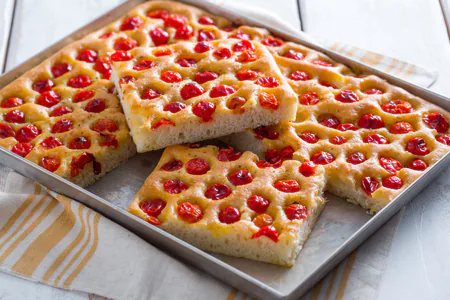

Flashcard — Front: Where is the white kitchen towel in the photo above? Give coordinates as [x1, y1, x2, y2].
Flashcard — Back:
[0, 1, 439, 300]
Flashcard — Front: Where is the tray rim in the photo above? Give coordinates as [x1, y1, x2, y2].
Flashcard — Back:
[1, 0, 450, 299]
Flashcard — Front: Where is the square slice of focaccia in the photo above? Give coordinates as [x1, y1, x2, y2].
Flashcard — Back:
[128, 144, 325, 266]
[111, 39, 298, 153]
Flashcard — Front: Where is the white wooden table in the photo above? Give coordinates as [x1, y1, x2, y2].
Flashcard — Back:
[1, 0, 450, 299]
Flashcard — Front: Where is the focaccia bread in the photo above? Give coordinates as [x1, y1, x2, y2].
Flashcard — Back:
[1, 0, 450, 270]
[111, 39, 297, 152]
[109, 1, 447, 212]
[129, 144, 325, 266]
[222, 42, 450, 213]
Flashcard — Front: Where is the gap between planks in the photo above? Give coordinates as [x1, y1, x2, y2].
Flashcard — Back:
[0, 0, 16, 190]
[439, 0, 450, 39]
[2, 0, 17, 73]
[1, 0, 16, 73]
[296, 0, 304, 31]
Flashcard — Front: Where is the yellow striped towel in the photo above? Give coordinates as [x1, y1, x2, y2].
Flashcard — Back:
[0, 172, 231, 300]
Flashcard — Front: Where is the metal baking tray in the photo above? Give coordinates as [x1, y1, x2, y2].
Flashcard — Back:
[1, 1, 450, 299]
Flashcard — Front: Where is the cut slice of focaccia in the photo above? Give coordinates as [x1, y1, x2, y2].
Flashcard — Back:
[110, 39, 298, 152]
[128, 144, 325, 266]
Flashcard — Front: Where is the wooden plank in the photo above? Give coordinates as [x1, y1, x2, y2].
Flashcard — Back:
[440, 0, 450, 37]
[299, 0, 450, 97]
[0, 0, 15, 73]
[300, 0, 450, 298]
[0, 0, 15, 191]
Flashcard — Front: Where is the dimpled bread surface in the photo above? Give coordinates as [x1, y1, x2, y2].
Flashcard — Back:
[129, 145, 325, 266]
[0, 37, 137, 187]
[111, 39, 297, 152]
[223, 41, 450, 213]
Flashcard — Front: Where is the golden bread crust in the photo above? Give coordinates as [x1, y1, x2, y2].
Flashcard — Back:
[129, 145, 325, 266]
